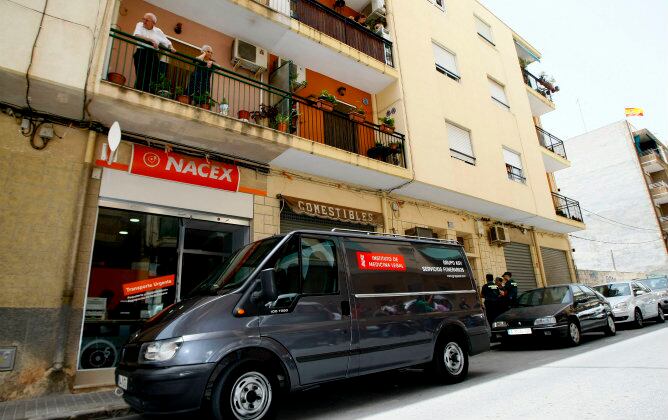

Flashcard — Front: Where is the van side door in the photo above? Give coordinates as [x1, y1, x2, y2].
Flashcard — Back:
[259, 235, 353, 385]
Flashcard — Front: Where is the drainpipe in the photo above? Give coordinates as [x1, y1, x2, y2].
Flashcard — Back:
[380, 192, 391, 233]
[530, 229, 547, 288]
[52, 130, 97, 370]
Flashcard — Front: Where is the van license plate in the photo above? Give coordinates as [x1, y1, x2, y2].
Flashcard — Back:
[118, 375, 128, 390]
[508, 328, 532, 335]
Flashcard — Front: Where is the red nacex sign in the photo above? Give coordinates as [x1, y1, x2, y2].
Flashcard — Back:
[356, 252, 407, 271]
[130, 144, 240, 192]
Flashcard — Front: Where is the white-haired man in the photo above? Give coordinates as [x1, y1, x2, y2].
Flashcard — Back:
[132, 13, 176, 92]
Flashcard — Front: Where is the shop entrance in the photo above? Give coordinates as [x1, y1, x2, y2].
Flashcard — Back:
[78, 207, 248, 372]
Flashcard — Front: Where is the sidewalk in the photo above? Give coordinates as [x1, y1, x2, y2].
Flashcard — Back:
[0, 390, 130, 420]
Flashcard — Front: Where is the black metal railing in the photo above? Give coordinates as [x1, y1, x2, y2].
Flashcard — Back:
[290, 0, 394, 66]
[523, 70, 553, 102]
[104, 30, 406, 167]
[506, 164, 526, 183]
[536, 126, 567, 159]
[552, 192, 583, 222]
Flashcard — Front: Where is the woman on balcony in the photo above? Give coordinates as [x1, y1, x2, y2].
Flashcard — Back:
[188, 45, 215, 106]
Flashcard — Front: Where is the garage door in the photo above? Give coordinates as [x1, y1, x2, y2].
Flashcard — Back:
[280, 208, 375, 234]
[503, 242, 538, 293]
[540, 247, 572, 286]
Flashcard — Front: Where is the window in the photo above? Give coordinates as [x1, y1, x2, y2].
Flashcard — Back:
[475, 16, 494, 45]
[427, 0, 445, 11]
[503, 148, 526, 183]
[446, 122, 475, 164]
[572, 285, 586, 303]
[432, 42, 459, 80]
[488, 78, 509, 108]
[581, 286, 597, 299]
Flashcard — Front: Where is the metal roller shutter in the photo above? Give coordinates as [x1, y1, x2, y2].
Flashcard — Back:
[503, 242, 538, 293]
[540, 247, 572, 286]
[280, 208, 375, 234]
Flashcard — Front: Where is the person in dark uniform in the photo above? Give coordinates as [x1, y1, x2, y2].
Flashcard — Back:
[481, 273, 500, 325]
[502, 271, 519, 307]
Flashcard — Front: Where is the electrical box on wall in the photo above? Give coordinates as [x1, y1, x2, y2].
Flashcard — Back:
[405, 226, 436, 238]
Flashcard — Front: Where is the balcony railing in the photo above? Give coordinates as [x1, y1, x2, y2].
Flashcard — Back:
[288, 0, 393, 66]
[650, 181, 668, 191]
[104, 30, 406, 167]
[536, 126, 567, 159]
[506, 164, 526, 183]
[523, 70, 554, 102]
[552, 192, 583, 222]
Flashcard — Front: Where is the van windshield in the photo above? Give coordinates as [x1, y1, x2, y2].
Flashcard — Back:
[188, 237, 281, 296]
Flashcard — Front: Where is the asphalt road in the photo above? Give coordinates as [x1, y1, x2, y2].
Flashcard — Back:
[116, 322, 668, 420]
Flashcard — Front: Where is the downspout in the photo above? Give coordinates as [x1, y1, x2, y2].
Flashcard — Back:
[52, 130, 97, 370]
[530, 229, 547, 287]
[380, 192, 391, 233]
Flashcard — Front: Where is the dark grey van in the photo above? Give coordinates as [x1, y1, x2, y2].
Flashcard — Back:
[115, 230, 490, 419]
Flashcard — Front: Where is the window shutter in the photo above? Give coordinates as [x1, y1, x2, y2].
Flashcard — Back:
[488, 78, 509, 106]
[475, 16, 493, 42]
[503, 148, 522, 169]
[447, 123, 474, 158]
[432, 43, 458, 77]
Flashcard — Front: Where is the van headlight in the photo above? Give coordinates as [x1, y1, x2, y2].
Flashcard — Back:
[492, 321, 508, 328]
[534, 316, 557, 326]
[140, 337, 183, 362]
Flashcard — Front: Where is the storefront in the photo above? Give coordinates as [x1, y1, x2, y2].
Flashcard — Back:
[279, 195, 382, 233]
[76, 141, 264, 385]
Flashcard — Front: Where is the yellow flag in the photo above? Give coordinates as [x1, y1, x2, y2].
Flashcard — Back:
[625, 107, 644, 117]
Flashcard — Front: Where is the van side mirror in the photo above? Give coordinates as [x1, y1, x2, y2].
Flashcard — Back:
[255, 268, 277, 302]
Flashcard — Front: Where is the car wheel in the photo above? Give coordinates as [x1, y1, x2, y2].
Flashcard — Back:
[565, 320, 581, 346]
[431, 337, 469, 384]
[633, 308, 644, 329]
[211, 361, 277, 420]
[656, 306, 665, 324]
[603, 315, 616, 336]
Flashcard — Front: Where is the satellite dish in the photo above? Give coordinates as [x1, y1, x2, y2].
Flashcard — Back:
[108, 121, 121, 152]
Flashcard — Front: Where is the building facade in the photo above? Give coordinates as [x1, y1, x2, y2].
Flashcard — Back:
[556, 121, 668, 275]
[0, 0, 582, 398]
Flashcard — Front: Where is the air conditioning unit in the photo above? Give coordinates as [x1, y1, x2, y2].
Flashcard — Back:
[278, 58, 306, 91]
[363, 0, 386, 17]
[232, 39, 268, 75]
[405, 227, 435, 238]
[490, 226, 510, 245]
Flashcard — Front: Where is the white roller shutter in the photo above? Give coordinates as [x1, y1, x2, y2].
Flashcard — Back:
[475, 16, 493, 43]
[432, 43, 459, 78]
[489, 78, 509, 107]
[447, 123, 474, 163]
[503, 148, 522, 169]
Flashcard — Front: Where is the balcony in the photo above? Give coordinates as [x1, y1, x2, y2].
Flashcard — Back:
[523, 70, 556, 116]
[95, 30, 406, 180]
[552, 192, 583, 223]
[535, 126, 569, 172]
[650, 181, 668, 205]
[144, 0, 398, 93]
[639, 149, 668, 173]
[660, 216, 668, 232]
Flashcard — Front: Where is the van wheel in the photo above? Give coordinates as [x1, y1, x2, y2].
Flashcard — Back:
[431, 337, 468, 384]
[211, 361, 276, 420]
[656, 306, 665, 323]
[603, 315, 616, 336]
[633, 308, 644, 329]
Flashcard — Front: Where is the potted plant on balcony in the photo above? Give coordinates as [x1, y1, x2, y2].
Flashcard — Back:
[317, 89, 337, 112]
[275, 110, 299, 133]
[238, 109, 251, 121]
[150, 74, 172, 98]
[107, 72, 126, 86]
[379, 115, 395, 134]
[251, 104, 279, 127]
[193, 91, 216, 110]
[218, 98, 229, 116]
[538, 72, 559, 93]
[367, 141, 392, 161]
[348, 106, 366, 123]
[174, 86, 190, 104]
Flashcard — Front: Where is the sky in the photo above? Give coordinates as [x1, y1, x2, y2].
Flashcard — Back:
[480, 0, 668, 142]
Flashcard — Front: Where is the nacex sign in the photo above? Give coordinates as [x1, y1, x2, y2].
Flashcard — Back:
[130, 144, 240, 192]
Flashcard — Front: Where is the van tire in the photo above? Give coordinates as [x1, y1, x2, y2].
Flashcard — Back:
[211, 360, 277, 420]
[430, 336, 468, 384]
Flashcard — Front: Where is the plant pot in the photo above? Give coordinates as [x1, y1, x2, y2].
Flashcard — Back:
[349, 112, 365, 123]
[176, 95, 190, 104]
[200, 103, 211, 111]
[219, 103, 229, 116]
[317, 99, 335, 112]
[107, 72, 126, 85]
[380, 124, 395, 134]
[389, 142, 401, 151]
[157, 90, 172, 99]
[277, 122, 288, 132]
[238, 110, 251, 121]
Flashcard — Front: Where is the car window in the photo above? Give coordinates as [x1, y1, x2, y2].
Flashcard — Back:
[518, 286, 571, 306]
[631, 283, 642, 295]
[581, 285, 597, 299]
[639, 278, 667, 290]
[593, 283, 631, 297]
[572, 285, 586, 302]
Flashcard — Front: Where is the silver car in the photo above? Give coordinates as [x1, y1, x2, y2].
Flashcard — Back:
[592, 281, 665, 328]
[638, 277, 668, 313]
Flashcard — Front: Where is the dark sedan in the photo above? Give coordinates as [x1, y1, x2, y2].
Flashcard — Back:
[491, 284, 616, 346]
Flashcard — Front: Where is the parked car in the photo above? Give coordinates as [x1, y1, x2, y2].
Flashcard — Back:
[592, 281, 664, 328]
[491, 284, 615, 347]
[115, 230, 490, 418]
[637, 277, 668, 313]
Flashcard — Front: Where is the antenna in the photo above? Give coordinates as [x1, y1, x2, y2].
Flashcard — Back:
[107, 121, 121, 165]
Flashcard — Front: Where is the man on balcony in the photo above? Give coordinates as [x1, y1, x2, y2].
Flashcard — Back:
[132, 13, 176, 93]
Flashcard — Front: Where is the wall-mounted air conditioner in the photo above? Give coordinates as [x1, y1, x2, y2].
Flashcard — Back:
[278, 58, 306, 91]
[232, 39, 268, 75]
[490, 226, 510, 245]
[405, 227, 436, 238]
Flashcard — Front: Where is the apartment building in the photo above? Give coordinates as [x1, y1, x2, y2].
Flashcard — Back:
[0, 0, 582, 396]
[556, 121, 668, 274]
